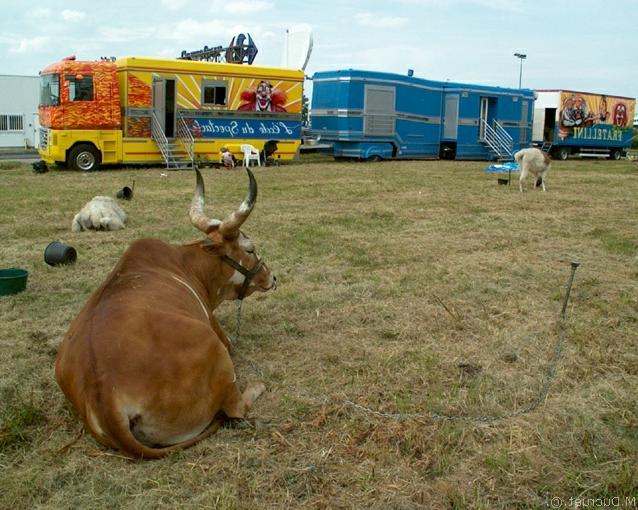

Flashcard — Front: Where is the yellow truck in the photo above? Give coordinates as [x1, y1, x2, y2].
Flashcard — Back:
[38, 55, 304, 171]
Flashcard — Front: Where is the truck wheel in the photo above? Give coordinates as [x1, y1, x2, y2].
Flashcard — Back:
[609, 149, 622, 160]
[69, 144, 101, 172]
[556, 147, 569, 160]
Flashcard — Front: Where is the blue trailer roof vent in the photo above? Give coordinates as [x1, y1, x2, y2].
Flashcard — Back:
[407, 69, 414, 77]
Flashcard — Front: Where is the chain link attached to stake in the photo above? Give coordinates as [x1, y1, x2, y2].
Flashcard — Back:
[230, 299, 265, 378]
[232, 299, 243, 345]
[341, 261, 581, 424]
[231, 262, 581, 425]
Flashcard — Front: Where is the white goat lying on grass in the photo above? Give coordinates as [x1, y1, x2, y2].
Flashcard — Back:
[514, 147, 551, 192]
[71, 196, 127, 232]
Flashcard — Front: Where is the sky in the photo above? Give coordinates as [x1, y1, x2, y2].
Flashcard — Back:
[1, 0, 637, 104]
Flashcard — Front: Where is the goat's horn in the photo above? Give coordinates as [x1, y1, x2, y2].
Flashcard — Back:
[219, 167, 257, 238]
[189, 167, 220, 234]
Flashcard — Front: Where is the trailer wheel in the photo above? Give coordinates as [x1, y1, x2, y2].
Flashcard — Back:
[609, 149, 622, 160]
[556, 147, 570, 160]
[69, 144, 101, 172]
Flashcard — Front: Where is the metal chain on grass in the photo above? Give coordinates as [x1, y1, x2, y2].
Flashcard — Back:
[229, 299, 265, 378]
[231, 299, 243, 345]
[231, 262, 580, 425]
[342, 320, 569, 424]
[342, 261, 580, 424]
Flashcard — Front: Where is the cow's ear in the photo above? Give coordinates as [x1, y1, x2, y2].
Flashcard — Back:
[201, 238, 225, 255]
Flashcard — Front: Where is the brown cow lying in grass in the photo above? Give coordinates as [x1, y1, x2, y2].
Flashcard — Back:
[514, 147, 551, 192]
[56, 167, 276, 459]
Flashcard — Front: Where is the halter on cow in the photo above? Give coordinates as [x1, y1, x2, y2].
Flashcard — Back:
[55, 167, 275, 459]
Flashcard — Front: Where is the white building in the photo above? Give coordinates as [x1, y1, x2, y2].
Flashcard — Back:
[0, 75, 40, 148]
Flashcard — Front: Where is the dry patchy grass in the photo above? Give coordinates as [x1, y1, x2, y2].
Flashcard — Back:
[0, 155, 637, 509]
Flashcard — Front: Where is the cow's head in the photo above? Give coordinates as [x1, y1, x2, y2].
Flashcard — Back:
[189, 167, 276, 301]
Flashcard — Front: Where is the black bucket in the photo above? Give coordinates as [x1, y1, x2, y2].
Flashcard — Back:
[44, 242, 77, 266]
[116, 186, 133, 200]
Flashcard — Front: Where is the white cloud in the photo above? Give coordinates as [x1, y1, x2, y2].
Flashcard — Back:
[9, 36, 50, 54]
[157, 47, 181, 58]
[160, 0, 188, 11]
[158, 19, 228, 41]
[96, 18, 256, 46]
[28, 7, 52, 18]
[355, 12, 408, 28]
[98, 26, 156, 43]
[466, 0, 524, 12]
[61, 10, 86, 22]
[208, 0, 273, 16]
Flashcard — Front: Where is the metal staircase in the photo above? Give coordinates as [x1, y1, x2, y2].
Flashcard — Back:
[176, 111, 195, 165]
[480, 119, 514, 161]
[540, 141, 553, 153]
[151, 111, 195, 170]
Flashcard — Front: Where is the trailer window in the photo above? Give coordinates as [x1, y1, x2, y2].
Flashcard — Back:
[66, 75, 94, 101]
[202, 80, 227, 106]
[39, 74, 60, 106]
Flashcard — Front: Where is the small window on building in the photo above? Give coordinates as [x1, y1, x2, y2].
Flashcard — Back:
[202, 80, 227, 106]
[0, 114, 24, 132]
[66, 74, 94, 101]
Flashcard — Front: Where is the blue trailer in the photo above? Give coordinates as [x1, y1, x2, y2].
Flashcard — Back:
[310, 69, 535, 161]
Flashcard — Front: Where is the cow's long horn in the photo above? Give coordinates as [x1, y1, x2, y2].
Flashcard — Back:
[219, 167, 257, 238]
[189, 167, 221, 233]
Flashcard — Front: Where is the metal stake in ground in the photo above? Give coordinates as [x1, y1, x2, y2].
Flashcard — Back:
[561, 261, 580, 319]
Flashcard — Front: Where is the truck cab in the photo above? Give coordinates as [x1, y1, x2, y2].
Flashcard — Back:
[38, 56, 122, 171]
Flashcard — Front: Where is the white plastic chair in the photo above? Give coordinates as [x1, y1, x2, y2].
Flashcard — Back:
[241, 144, 261, 167]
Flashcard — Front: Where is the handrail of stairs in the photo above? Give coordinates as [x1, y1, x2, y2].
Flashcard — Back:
[492, 120, 513, 157]
[151, 112, 171, 168]
[176, 110, 195, 166]
[480, 119, 513, 159]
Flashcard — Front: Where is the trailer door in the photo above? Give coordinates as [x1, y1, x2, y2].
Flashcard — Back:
[153, 78, 176, 138]
[443, 94, 459, 140]
[152, 78, 166, 133]
[364, 85, 395, 135]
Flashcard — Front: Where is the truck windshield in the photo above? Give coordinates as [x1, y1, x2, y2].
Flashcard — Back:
[40, 74, 60, 106]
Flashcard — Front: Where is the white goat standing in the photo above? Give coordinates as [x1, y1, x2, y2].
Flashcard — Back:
[71, 196, 127, 232]
[514, 148, 551, 192]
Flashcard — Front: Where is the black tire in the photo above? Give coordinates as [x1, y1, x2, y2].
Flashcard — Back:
[368, 155, 382, 162]
[68, 144, 101, 172]
[439, 143, 456, 160]
[609, 149, 622, 161]
[556, 147, 569, 160]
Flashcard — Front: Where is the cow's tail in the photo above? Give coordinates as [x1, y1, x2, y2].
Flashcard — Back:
[100, 403, 222, 460]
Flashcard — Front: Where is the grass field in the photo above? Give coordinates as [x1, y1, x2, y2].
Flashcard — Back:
[1, 155, 637, 509]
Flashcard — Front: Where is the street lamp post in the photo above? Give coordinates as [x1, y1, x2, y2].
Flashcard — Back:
[514, 53, 527, 88]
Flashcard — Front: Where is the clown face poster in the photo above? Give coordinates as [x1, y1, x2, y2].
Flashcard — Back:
[558, 91, 635, 142]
